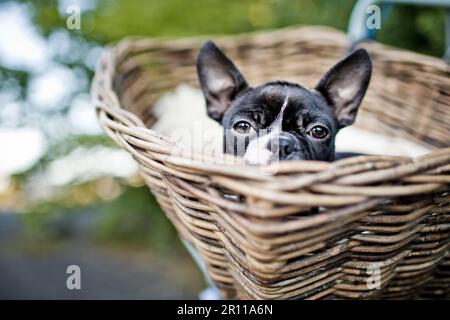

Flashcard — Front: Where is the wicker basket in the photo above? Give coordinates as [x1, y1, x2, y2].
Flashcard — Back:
[92, 26, 450, 299]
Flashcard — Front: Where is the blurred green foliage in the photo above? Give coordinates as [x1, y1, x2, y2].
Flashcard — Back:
[23, 182, 178, 254]
[379, 5, 445, 56]
[96, 186, 177, 252]
[87, 0, 356, 41]
[30, 0, 446, 56]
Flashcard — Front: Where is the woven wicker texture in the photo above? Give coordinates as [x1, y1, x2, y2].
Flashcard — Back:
[92, 26, 450, 299]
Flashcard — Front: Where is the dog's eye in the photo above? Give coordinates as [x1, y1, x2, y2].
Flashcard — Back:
[309, 126, 329, 139]
[233, 121, 253, 134]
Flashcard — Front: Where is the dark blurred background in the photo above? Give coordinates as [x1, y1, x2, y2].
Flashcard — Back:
[0, 0, 446, 299]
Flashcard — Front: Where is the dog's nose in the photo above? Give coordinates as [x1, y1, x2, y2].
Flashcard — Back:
[267, 135, 296, 160]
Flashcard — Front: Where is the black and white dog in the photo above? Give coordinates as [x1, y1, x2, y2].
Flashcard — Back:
[192, 41, 372, 299]
[197, 41, 372, 164]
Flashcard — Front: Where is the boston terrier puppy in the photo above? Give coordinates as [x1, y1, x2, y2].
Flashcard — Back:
[196, 41, 372, 164]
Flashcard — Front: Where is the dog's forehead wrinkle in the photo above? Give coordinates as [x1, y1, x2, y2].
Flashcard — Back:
[296, 108, 334, 127]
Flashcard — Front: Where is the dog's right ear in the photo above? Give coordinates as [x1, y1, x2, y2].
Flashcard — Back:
[197, 41, 248, 123]
[315, 48, 372, 129]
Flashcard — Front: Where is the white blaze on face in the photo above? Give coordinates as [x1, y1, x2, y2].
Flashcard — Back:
[244, 88, 290, 165]
[271, 87, 290, 130]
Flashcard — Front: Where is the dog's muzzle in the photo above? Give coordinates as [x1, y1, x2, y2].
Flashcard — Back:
[244, 132, 302, 165]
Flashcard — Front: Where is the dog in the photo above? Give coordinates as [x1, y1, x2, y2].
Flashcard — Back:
[196, 41, 372, 164]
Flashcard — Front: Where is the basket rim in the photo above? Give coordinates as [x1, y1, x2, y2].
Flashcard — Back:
[91, 25, 450, 191]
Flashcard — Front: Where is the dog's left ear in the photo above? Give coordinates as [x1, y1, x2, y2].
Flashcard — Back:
[197, 41, 248, 122]
[315, 48, 372, 128]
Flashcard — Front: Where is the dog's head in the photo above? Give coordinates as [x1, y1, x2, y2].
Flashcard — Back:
[197, 41, 372, 164]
